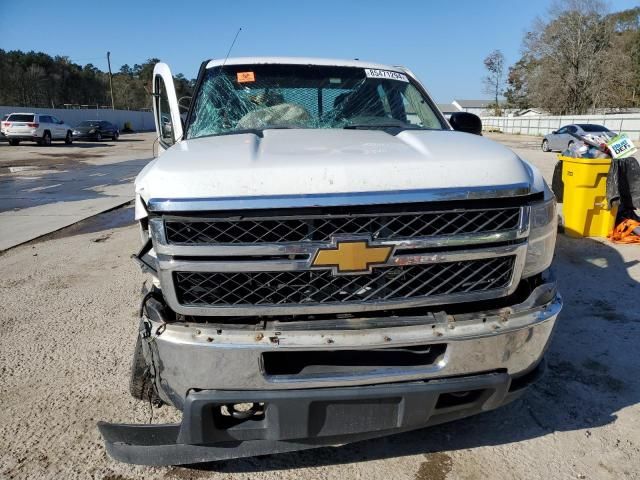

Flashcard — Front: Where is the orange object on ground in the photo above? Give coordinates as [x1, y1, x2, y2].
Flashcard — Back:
[608, 219, 640, 244]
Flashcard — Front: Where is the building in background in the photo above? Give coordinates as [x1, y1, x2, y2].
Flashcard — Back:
[511, 108, 548, 117]
[452, 99, 508, 116]
[436, 103, 461, 116]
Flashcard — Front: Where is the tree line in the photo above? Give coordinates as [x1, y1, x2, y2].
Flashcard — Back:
[483, 1, 640, 115]
[0, 50, 194, 111]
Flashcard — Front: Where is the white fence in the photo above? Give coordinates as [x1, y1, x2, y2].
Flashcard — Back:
[0, 106, 154, 132]
[481, 113, 640, 140]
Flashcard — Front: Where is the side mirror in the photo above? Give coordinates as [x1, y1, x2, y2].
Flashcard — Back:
[551, 130, 557, 134]
[59, 120, 64, 124]
[449, 112, 482, 136]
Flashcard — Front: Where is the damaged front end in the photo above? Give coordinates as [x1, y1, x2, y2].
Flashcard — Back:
[103, 57, 562, 466]
[98, 272, 561, 466]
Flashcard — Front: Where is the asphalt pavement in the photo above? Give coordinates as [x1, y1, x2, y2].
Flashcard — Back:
[0, 133, 155, 250]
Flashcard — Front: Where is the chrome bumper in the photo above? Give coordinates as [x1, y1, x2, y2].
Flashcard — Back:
[142, 279, 561, 409]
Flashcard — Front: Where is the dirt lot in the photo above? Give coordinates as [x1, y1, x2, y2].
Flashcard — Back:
[1, 133, 639, 479]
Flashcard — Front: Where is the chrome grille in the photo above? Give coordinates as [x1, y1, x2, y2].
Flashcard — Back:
[174, 256, 516, 307]
[165, 207, 521, 244]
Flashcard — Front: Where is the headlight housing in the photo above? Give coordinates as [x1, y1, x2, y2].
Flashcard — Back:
[522, 183, 557, 278]
[89, 128, 96, 134]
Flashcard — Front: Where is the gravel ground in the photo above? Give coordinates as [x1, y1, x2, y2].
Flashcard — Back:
[1, 134, 639, 479]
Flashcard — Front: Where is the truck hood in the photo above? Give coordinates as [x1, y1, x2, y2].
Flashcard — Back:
[135, 129, 534, 203]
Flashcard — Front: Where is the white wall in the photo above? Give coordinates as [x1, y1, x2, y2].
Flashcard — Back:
[481, 113, 640, 140]
[0, 106, 154, 132]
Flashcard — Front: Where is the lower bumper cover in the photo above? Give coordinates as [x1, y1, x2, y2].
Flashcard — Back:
[98, 361, 543, 466]
[4, 134, 38, 141]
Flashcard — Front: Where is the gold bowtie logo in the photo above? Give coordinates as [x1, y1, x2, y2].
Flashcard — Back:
[312, 239, 393, 274]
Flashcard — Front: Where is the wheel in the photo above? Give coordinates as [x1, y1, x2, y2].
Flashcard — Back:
[541, 139, 550, 152]
[112, 131, 119, 141]
[129, 335, 159, 403]
[8, 139, 19, 146]
[567, 140, 575, 150]
[95, 132, 102, 142]
[65, 131, 73, 145]
[39, 131, 51, 146]
[552, 161, 564, 203]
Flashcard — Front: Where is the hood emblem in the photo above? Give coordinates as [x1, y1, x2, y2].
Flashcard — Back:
[311, 237, 393, 275]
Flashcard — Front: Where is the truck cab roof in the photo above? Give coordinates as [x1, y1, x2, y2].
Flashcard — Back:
[205, 56, 407, 72]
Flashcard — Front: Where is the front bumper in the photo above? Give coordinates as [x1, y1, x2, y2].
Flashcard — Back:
[99, 276, 561, 465]
[99, 363, 544, 466]
[72, 132, 100, 140]
[3, 133, 39, 141]
[146, 280, 560, 408]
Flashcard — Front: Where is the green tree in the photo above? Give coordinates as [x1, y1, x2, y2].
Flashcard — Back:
[504, 56, 537, 110]
[0, 50, 194, 110]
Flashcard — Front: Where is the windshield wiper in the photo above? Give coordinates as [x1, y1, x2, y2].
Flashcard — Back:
[202, 126, 300, 139]
[213, 128, 266, 137]
[343, 124, 428, 132]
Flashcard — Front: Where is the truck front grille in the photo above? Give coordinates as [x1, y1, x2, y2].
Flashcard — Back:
[173, 256, 516, 308]
[165, 207, 521, 244]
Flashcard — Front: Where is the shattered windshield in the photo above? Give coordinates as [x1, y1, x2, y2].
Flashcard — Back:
[186, 64, 445, 139]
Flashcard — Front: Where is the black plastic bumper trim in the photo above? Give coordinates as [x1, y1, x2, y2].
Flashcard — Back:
[97, 363, 545, 466]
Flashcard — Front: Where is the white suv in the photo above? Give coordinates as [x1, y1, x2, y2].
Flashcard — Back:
[1, 112, 73, 146]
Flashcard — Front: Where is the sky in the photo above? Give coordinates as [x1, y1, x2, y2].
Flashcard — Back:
[1, 0, 638, 102]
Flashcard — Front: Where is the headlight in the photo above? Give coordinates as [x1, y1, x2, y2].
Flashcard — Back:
[89, 128, 96, 133]
[522, 183, 557, 278]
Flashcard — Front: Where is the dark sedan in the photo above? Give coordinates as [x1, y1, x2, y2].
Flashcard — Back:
[72, 120, 119, 141]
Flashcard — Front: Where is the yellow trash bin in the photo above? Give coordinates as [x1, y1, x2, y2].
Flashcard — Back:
[560, 155, 617, 238]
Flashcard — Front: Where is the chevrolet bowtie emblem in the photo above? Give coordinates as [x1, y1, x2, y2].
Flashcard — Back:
[312, 238, 393, 274]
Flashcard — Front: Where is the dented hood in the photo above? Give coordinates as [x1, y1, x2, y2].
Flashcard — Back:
[135, 129, 533, 203]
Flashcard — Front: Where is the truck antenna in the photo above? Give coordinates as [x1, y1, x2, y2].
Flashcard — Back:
[221, 27, 242, 69]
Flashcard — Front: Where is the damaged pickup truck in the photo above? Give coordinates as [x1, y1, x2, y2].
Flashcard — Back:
[98, 57, 562, 465]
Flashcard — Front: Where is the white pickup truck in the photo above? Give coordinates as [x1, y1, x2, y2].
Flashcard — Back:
[99, 57, 562, 465]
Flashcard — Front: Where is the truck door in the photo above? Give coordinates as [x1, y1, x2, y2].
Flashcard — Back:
[152, 63, 184, 153]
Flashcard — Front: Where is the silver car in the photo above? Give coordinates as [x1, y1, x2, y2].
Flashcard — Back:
[541, 124, 616, 152]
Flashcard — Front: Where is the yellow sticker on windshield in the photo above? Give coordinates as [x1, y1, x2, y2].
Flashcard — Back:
[237, 71, 255, 83]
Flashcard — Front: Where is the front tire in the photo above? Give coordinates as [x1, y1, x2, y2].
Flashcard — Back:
[65, 131, 73, 145]
[567, 140, 575, 150]
[8, 139, 20, 146]
[541, 139, 550, 152]
[129, 335, 156, 402]
[552, 161, 564, 203]
[95, 132, 102, 142]
[112, 131, 119, 141]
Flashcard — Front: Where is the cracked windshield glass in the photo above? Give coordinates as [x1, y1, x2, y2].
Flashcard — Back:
[187, 64, 445, 138]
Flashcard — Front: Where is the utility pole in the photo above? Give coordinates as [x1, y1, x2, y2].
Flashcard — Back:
[107, 51, 115, 110]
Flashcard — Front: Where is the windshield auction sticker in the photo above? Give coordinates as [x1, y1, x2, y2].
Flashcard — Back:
[364, 68, 408, 82]
[237, 71, 255, 83]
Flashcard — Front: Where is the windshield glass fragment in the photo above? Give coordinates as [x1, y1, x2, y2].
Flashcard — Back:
[187, 64, 445, 139]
